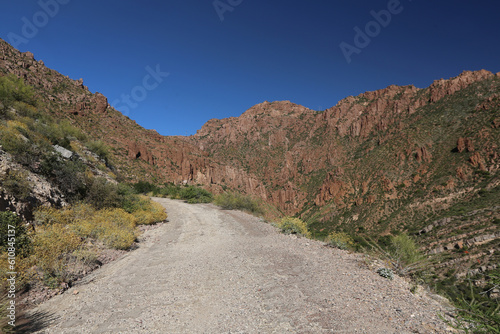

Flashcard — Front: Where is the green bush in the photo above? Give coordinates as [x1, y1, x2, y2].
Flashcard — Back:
[214, 192, 262, 214]
[179, 185, 213, 203]
[362, 234, 426, 277]
[275, 217, 311, 238]
[159, 183, 181, 198]
[40, 155, 87, 201]
[0, 74, 36, 107]
[0, 211, 32, 258]
[377, 268, 395, 280]
[0, 125, 39, 166]
[58, 120, 86, 142]
[132, 181, 158, 194]
[36, 119, 85, 149]
[390, 233, 425, 269]
[120, 192, 151, 213]
[85, 177, 122, 210]
[325, 232, 355, 250]
[447, 274, 500, 333]
[86, 140, 111, 162]
[0, 169, 32, 200]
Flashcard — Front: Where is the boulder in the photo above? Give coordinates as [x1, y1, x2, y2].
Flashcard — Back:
[53, 145, 73, 159]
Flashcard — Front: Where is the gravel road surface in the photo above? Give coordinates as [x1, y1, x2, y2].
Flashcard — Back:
[29, 198, 453, 333]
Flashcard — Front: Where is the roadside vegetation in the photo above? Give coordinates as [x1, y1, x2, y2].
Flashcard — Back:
[0, 75, 169, 318]
[214, 192, 263, 215]
[274, 217, 311, 238]
[317, 225, 500, 332]
[0, 181, 167, 291]
[447, 272, 500, 333]
[131, 181, 213, 203]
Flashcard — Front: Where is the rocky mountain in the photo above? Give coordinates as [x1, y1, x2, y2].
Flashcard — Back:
[1, 37, 499, 297]
[0, 38, 264, 199]
[190, 69, 500, 295]
[192, 70, 499, 215]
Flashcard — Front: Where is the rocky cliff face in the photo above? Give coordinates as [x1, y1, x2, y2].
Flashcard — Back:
[190, 69, 500, 285]
[2, 38, 498, 228]
[192, 70, 500, 217]
[0, 38, 265, 199]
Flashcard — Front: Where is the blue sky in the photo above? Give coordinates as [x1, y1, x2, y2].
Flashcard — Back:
[1, 0, 499, 135]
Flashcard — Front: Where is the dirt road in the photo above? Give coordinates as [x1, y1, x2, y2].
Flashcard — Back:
[29, 198, 452, 333]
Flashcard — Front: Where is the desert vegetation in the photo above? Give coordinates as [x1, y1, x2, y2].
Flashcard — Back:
[131, 180, 213, 204]
[0, 75, 169, 324]
[214, 192, 263, 214]
[274, 217, 311, 238]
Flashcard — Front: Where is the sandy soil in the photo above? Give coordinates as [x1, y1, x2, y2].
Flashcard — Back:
[27, 198, 454, 333]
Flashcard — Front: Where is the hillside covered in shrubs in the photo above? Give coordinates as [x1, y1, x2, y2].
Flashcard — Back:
[0, 71, 172, 331]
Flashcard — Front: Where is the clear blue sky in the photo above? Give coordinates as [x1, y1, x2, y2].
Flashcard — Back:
[1, 0, 499, 135]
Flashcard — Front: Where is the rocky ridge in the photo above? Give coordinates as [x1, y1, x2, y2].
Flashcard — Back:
[1, 37, 499, 298]
[0, 38, 266, 201]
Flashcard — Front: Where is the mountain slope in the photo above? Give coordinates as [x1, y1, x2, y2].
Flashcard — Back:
[190, 70, 500, 291]
[1, 37, 499, 302]
[0, 38, 265, 200]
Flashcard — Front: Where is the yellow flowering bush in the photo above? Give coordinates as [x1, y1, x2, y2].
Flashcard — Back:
[325, 232, 355, 250]
[276, 217, 311, 238]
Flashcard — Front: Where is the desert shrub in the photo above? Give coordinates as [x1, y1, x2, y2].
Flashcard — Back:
[132, 199, 167, 225]
[390, 233, 424, 265]
[29, 196, 165, 289]
[0, 169, 32, 200]
[0, 126, 39, 166]
[361, 234, 427, 277]
[40, 155, 87, 201]
[86, 140, 111, 162]
[0, 211, 32, 258]
[63, 205, 99, 239]
[132, 181, 158, 194]
[85, 177, 121, 209]
[35, 204, 138, 250]
[32, 223, 82, 281]
[119, 191, 149, 212]
[152, 183, 182, 198]
[0, 74, 36, 107]
[214, 192, 263, 214]
[149, 200, 167, 221]
[58, 120, 86, 142]
[325, 232, 355, 250]
[447, 274, 500, 333]
[377, 268, 395, 280]
[33, 206, 75, 227]
[72, 248, 98, 266]
[275, 217, 311, 238]
[91, 208, 137, 250]
[179, 185, 213, 203]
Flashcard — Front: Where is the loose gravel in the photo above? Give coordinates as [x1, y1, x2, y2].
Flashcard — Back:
[29, 198, 455, 333]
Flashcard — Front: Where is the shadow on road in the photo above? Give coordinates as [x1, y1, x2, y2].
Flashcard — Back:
[15, 310, 58, 333]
